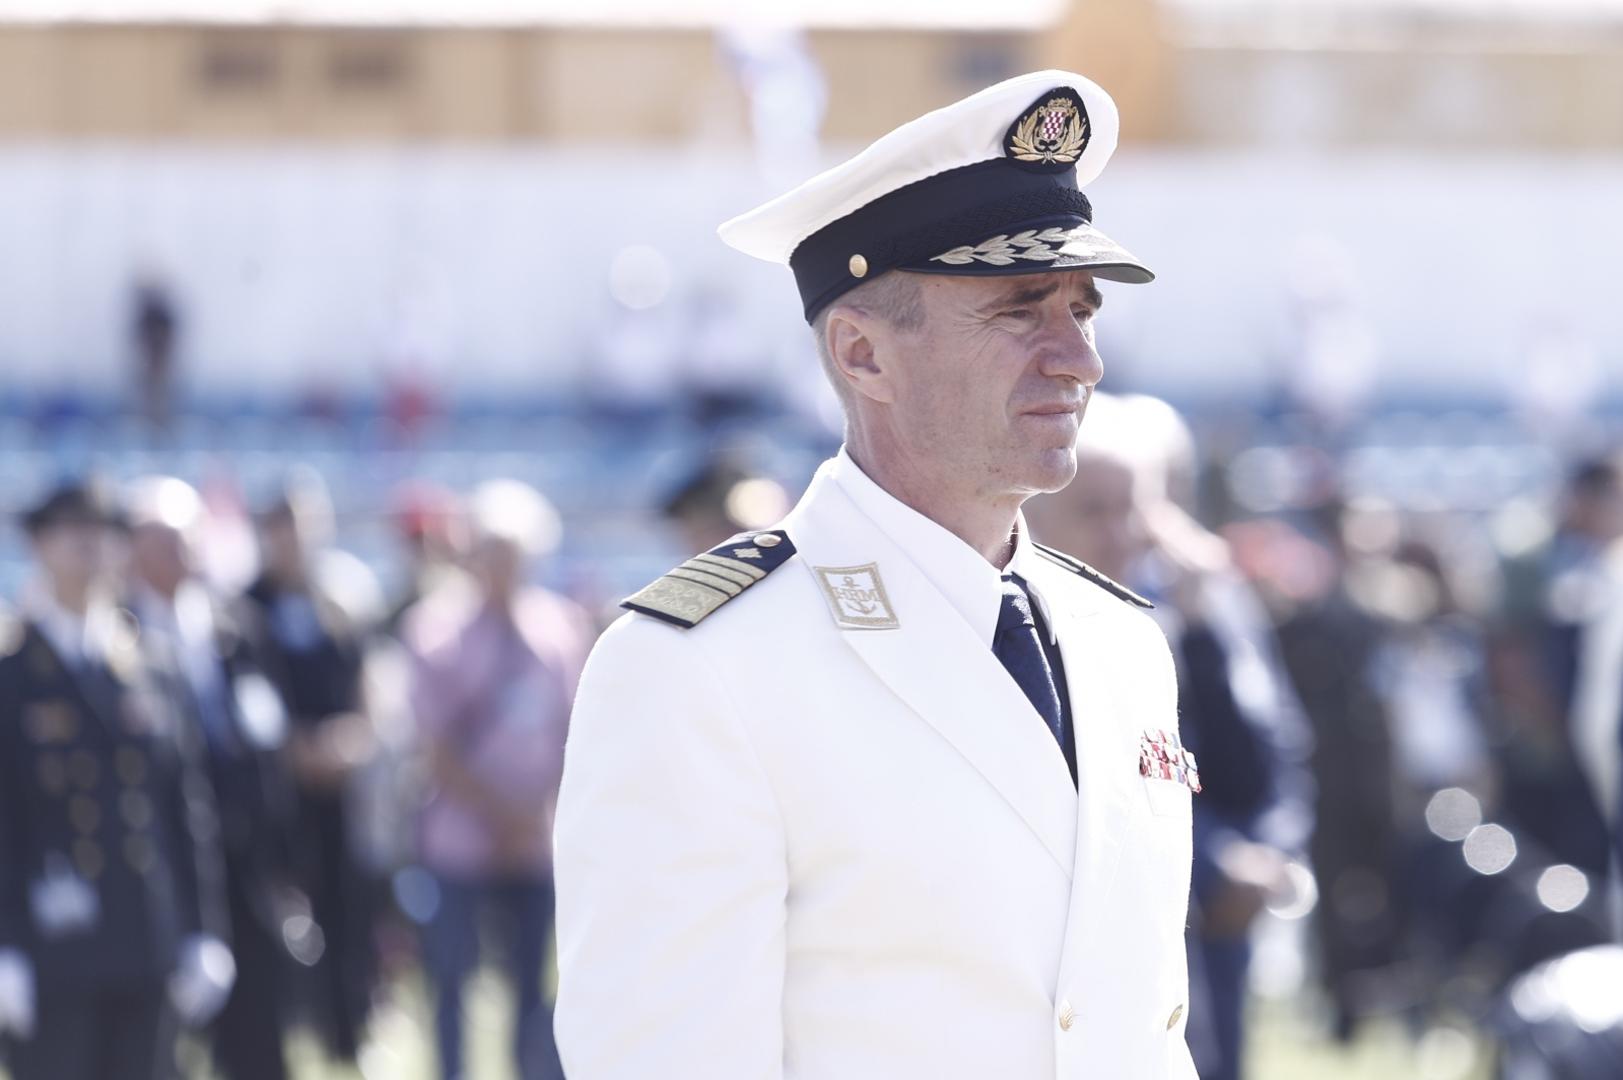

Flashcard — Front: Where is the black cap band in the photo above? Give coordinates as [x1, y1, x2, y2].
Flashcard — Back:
[788, 158, 1090, 324]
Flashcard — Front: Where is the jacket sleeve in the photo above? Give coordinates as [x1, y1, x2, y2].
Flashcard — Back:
[552, 613, 788, 1080]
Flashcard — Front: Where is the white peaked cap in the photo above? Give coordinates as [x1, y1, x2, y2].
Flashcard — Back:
[718, 69, 1151, 322]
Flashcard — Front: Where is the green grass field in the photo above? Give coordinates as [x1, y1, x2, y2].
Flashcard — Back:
[5, 975, 1496, 1079]
[249, 979, 1498, 1080]
[1247, 996, 1493, 1080]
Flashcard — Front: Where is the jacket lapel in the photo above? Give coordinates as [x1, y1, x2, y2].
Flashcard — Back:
[1025, 559, 1142, 986]
[785, 472, 1078, 877]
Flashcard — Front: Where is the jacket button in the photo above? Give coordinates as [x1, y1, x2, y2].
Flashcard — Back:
[1058, 1001, 1076, 1032]
[1166, 1004, 1184, 1030]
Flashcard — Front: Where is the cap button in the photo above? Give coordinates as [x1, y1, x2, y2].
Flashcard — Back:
[848, 253, 868, 278]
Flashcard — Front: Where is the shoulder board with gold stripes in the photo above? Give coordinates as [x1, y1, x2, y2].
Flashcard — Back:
[1033, 542, 1153, 610]
[622, 530, 796, 629]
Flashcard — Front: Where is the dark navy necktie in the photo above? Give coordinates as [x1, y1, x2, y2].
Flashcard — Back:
[993, 574, 1065, 753]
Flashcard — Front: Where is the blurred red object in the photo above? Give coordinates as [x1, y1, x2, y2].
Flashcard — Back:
[391, 480, 460, 545]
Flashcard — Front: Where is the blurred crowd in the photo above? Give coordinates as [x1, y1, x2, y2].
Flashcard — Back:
[0, 466, 599, 1080]
[1029, 395, 1623, 1079]
[2, 393, 1622, 1080]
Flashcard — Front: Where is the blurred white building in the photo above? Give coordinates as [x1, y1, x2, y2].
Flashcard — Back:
[0, 0, 1619, 402]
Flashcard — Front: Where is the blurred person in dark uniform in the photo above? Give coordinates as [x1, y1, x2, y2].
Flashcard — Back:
[1370, 538, 1496, 808]
[1270, 496, 1403, 1041]
[124, 476, 299, 1080]
[1492, 457, 1621, 879]
[1028, 394, 1312, 1080]
[240, 475, 378, 1064]
[402, 480, 591, 1080]
[659, 450, 791, 555]
[1355, 533, 1516, 997]
[0, 480, 233, 1079]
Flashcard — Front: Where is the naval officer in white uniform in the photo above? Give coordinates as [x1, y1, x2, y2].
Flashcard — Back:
[554, 70, 1200, 1079]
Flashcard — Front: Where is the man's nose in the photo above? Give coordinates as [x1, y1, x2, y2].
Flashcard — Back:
[1037, 317, 1104, 386]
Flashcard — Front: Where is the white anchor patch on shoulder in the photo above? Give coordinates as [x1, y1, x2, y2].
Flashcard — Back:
[814, 563, 899, 630]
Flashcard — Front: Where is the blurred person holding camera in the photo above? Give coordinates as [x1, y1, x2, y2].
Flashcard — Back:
[0, 479, 232, 1079]
[401, 480, 590, 1080]
[240, 474, 380, 1065]
[1495, 456, 1622, 882]
[124, 476, 301, 1080]
[1027, 394, 1313, 1080]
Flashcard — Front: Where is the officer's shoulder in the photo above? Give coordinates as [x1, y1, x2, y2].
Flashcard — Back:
[1032, 542, 1154, 610]
[622, 529, 796, 630]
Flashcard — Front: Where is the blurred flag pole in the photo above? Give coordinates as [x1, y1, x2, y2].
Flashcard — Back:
[718, 21, 828, 191]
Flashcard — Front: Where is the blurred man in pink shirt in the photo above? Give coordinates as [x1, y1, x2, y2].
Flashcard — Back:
[402, 480, 591, 1080]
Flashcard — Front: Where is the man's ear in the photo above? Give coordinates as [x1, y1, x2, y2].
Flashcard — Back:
[825, 306, 895, 405]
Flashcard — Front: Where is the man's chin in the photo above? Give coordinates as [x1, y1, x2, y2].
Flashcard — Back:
[1019, 447, 1079, 496]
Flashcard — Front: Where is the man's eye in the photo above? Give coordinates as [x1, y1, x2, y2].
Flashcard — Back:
[1002, 309, 1033, 320]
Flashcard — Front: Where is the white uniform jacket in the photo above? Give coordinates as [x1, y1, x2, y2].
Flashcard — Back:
[554, 450, 1196, 1079]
